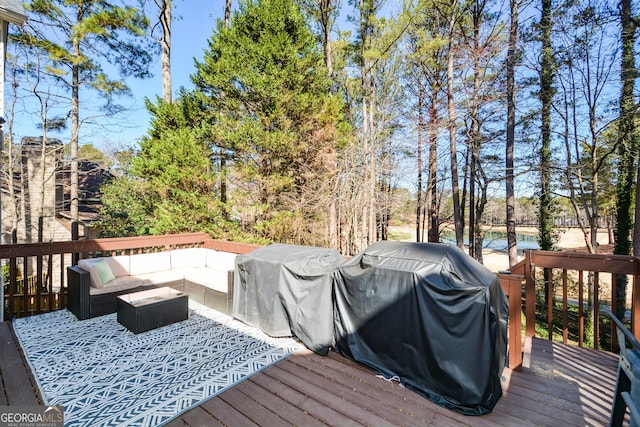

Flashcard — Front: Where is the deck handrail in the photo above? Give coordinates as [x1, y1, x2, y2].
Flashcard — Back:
[4, 235, 638, 359]
[516, 249, 640, 352]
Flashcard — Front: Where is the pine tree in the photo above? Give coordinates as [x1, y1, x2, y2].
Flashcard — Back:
[19, 0, 154, 224]
[191, 0, 347, 244]
[99, 97, 228, 237]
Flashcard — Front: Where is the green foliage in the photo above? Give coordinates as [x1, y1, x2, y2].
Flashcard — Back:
[2, 265, 10, 284]
[79, 144, 112, 168]
[190, 0, 349, 243]
[98, 99, 234, 238]
[19, 0, 155, 109]
[97, 176, 155, 237]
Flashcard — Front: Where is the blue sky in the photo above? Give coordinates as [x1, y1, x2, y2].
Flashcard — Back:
[8, 1, 224, 154]
[115, 0, 223, 149]
[9, 0, 389, 155]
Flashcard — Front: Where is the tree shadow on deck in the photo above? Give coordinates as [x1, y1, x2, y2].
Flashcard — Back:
[491, 336, 618, 426]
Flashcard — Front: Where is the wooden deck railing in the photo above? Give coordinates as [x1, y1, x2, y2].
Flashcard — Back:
[2, 235, 634, 371]
[510, 249, 640, 354]
[0, 233, 259, 320]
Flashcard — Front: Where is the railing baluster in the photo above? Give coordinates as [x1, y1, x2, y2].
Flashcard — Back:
[634, 270, 640, 338]
[611, 272, 618, 352]
[47, 255, 54, 313]
[578, 270, 584, 347]
[547, 268, 554, 341]
[594, 271, 600, 350]
[36, 253, 43, 314]
[562, 269, 568, 344]
[59, 253, 65, 311]
[8, 257, 16, 320]
[22, 256, 28, 318]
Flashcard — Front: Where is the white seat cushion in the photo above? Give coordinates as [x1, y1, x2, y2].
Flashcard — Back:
[89, 276, 142, 295]
[184, 268, 228, 293]
[134, 269, 185, 286]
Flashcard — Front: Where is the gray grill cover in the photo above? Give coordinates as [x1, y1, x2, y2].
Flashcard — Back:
[333, 241, 508, 415]
[233, 243, 346, 355]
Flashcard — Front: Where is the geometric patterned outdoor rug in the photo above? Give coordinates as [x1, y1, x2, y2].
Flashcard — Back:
[13, 301, 304, 427]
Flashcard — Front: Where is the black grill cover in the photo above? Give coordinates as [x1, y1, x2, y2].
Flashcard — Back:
[233, 243, 346, 355]
[333, 241, 508, 415]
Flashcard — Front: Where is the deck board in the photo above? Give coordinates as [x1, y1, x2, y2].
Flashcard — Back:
[1, 319, 624, 426]
[0, 322, 40, 406]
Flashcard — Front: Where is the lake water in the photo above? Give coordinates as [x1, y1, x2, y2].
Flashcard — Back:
[440, 230, 540, 253]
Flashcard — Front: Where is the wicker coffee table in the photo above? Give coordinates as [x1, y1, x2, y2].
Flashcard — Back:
[117, 287, 188, 334]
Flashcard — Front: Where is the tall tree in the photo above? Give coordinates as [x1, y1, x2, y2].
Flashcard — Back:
[192, 0, 347, 245]
[22, 0, 154, 224]
[556, 2, 618, 254]
[619, 0, 639, 256]
[153, 0, 172, 103]
[617, 0, 638, 318]
[538, 0, 555, 252]
[447, 0, 464, 248]
[406, 0, 449, 244]
[298, 0, 341, 249]
[505, 0, 518, 267]
[355, 0, 377, 249]
[219, 0, 232, 211]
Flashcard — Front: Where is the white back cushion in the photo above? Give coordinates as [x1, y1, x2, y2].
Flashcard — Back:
[206, 250, 237, 271]
[171, 248, 208, 269]
[129, 252, 171, 276]
[105, 255, 131, 277]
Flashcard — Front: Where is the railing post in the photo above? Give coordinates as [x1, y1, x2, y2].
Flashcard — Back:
[498, 273, 524, 370]
[525, 250, 536, 337]
[633, 258, 640, 341]
[71, 221, 79, 265]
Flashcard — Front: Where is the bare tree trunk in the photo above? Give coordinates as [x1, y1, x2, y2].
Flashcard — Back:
[468, 146, 475, 256]
[469, 0, 482, 260]
[225, 0, 232, 24]
[359, 0, 369, 251]
[506, 0, 518, 266]
[219, 0, 233, 210]
[562, 85, 595, 254]
[70, 21, 81, 225]
[475, 164, 488, 264]
[428, 99, 439, 243]
[447, 21, 463, 249]
[7, 66, 21, 240]
[157, 0, 172, 103]
[368, 77, 376, 243]
[318, 0, 338, 249]
[416, 85, 424, 242]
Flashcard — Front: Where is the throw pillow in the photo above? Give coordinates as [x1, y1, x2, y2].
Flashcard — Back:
[78, 259, 104, 289]
[94, 259, 116, 286]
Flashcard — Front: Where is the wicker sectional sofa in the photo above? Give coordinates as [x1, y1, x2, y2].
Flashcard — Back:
[67, 247, 237, 320]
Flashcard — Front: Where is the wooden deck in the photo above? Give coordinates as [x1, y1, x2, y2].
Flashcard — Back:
[1, 320, 621, 426]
